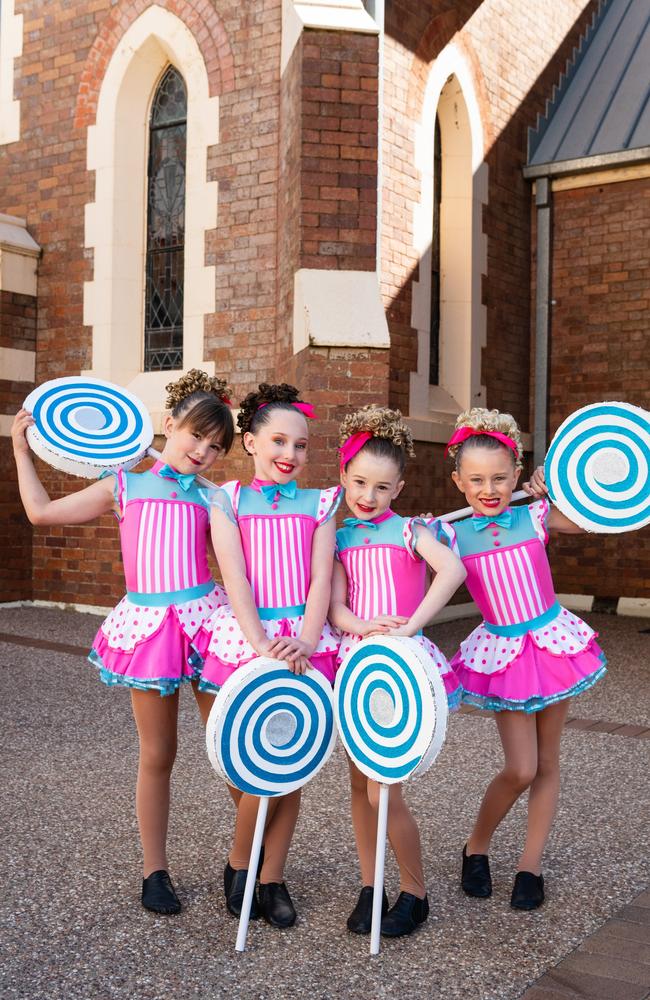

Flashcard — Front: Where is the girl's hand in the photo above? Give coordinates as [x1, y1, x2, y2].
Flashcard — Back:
[255, 636, 286, 660]
[11, 409, 34, 456]
[387, 623, 416, 638]
[523, 465, 549, 498]
[362, 615, 409, 637]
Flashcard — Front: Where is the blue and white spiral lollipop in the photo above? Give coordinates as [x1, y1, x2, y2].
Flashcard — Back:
[335, 636, 448, 785]
[545, 401, 650, 533]
[206, 659, 337, 797]
[23, 377, 153, 478]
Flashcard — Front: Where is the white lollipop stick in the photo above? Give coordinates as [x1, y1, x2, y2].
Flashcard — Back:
[370, 783, 390, 956]
[439, 489, 529, 523]
[235, 797, 268, 953]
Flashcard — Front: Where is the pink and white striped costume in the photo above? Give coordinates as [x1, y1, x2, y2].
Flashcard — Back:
[88, 460, 228, 695]
[336, 510, 462, 709]
[433, 499, 606, 712]
[200, 479, 342, 690]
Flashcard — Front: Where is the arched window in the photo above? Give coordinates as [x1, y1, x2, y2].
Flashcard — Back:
[144, 66, 187, 372]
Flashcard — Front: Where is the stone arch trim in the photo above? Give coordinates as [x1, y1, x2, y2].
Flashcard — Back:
[407, 13, 494, 152]
[74, 0, 234, 129]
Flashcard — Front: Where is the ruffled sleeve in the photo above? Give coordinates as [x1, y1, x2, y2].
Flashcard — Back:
[316, 485, 342, 525]
[99, 468, 126, 521]
[528, 498, 550, 545]
[402, 516, 427, 560]
[200, 480, 240, 525]
[427, 517, 460, 556]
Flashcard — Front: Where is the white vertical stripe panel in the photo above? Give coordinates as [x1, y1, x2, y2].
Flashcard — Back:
[376, 545, 388, 614]
[384, 547, 397, 614]
[166, 503, 176, 590]
[367, 548, 378, 619]
[135, 502, 148, 591]
[510, 547, 533, 617]
[181, 505, 190, 589]
[142, 502, 156, 593]
[502, 550, 528, 621]
[287, 519, 300, 604]
[188, 507, 199, 587]
[480, 554, 509, 625]
[279, 519, 291, 606]
[295, 519, 307, 604]
[517, 548, 544, 617]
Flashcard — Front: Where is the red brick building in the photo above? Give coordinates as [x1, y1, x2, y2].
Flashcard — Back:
[1, 0, 647, 610]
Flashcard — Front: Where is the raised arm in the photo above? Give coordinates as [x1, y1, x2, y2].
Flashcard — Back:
[523, 464, 585, 534]
[389, 526, 466, 637]
[12, 409, 117, 525]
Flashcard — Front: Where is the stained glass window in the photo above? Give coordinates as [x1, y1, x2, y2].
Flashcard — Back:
[429, 115, 442, 386]
[144, 66, 187, 372]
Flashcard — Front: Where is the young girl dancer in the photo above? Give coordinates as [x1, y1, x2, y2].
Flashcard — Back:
[200, 383, 341, 929]
[437, 407, 607, 910]
[329, 405, 466, 938]
[11, 370, 235, 915]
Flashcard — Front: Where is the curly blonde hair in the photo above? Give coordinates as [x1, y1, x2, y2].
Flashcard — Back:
[164, 369, 235, 451]
[165, 369, 231, 411]
[448, 407, 524, 471]
[339, 405, 415, 474]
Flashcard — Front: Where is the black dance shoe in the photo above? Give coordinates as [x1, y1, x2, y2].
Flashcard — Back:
[461, 844, 492, 898]
[346, 885, 389, 934]
[380, 892, 429, 937]
[258, 881, 297, 928]
[510, 870, 544, 910]
[224, 861, 260, 919]
[141, 870, 181, 915]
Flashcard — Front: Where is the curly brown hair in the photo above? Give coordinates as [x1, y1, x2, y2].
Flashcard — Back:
[447, 407, 523, 471]
[339, 405, 415, 475]
[165, 369, 235, 452]
[237, 383, 307, 448]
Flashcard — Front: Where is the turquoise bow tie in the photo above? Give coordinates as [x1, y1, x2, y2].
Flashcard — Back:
[343, 517, 380, 530]
[260, 480, 298, 504]
[472, 508, 513, 532]
[159, 464, 196, 492]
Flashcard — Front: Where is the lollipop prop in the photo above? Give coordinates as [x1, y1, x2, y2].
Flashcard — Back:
[335, 636, 448, 954]
[544, 401, 650, 533]
[206, 659, 337, 952]
[23, 378, 154, 478]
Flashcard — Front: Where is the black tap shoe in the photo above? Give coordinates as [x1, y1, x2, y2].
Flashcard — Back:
[380, 892, 429, 937]
[510, 870, 544, 910]
[258, 881, 297, 928]
[141, 870, 181, 915]
[461, 844, 492, 898]
[347, 885, 389, 934]
[224, 861, 260, 919]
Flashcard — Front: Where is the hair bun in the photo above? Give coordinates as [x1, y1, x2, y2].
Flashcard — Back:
[165, 369, 232, 410]
[339, 405, 415, 458]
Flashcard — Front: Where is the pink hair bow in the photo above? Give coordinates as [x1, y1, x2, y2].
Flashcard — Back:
[339, 431, 372, 470]
[257, 401, 316, 419]
[444, 427, 518, 457]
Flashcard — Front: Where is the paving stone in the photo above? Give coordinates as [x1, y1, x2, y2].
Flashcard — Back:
[617, 905, 650, 925]
[558, 951, 650, 986]
[536, 968, 649, 999]
[579, 930, 650, 965]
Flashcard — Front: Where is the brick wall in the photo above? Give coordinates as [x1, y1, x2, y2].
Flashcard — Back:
[0, 290, 37, 601]
[545, 177, 650, 599]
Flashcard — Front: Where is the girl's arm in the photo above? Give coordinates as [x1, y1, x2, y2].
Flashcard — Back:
[389, 527, 466, 637]
[329, 561, 407, 636]
[524, 465, 584, 534]
[12, 409, 116, 524]
[210, 507, 283, 659]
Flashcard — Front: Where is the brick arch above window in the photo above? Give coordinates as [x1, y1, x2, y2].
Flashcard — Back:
[74, 0, 234, 130]
[81, 6, 226, 430]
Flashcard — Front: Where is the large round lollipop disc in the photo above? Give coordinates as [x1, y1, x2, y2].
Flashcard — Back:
[335, 636, 448, 785]
[206, 659, 337, 797]
[23, 377, 153, 479]
[545, 401, 650, 533]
